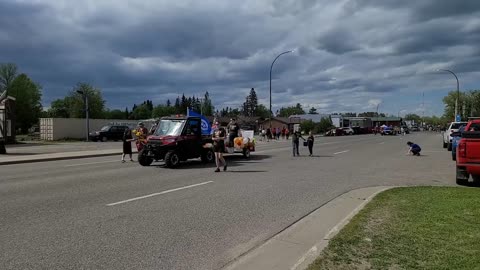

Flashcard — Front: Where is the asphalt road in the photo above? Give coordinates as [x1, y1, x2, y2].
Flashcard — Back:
[0, 133, 456, 270]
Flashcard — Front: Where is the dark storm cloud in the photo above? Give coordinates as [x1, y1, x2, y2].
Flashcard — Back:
[1, 0, 480, 115]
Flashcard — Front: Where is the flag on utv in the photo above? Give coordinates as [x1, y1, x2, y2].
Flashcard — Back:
[187, 109, 212, 135]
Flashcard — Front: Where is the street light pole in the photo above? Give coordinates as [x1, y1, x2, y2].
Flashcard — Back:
[77, 90, 89, 142]
[269, 50, 293, 129]
[438, 69, 460, 120]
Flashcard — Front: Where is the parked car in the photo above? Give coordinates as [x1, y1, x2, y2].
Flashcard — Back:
[443, 121, 468, 150]
[410, 126, 420, 131]
[455, 120, 480, 185]
[381, 126, 395, 136]
[325, 128, 344, 136]
[89, 125, 129, 142]
[342, 127, 354, 135]
[451, 125, 466, 161]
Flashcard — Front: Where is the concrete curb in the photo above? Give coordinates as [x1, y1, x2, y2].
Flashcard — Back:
[224, 186, 395, 270]
[0, 150, 138, 165]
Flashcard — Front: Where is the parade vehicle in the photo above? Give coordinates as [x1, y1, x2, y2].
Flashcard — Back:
[455, 119, 480, 185]
[137, 116, 215, 168]
[138, 113, 255, 168]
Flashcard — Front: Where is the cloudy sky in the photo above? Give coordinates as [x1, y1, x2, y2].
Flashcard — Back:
[1, 0, 480, 116]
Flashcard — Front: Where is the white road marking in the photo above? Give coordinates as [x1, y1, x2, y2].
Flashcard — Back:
[333, 150, 350, 155]
[379, 142, 385, 145]
[106, 181, 214, 206]
[65, 160, 122, 167]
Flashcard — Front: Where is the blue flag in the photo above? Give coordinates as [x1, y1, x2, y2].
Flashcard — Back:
[187, 108, 212, 135]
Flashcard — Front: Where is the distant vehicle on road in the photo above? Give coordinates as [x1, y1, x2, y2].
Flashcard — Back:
[410, 126, 420, 131]
[325, 128, 344, 136]
[443, 121, 468, 150]
[89, 125, 129, 142]
[342, 127, 354, 135]
[455, 120, 480, 185]
[381, 126, 395, 136]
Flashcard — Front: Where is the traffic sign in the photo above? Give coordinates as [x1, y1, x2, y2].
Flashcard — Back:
[456, 115, 461, 122]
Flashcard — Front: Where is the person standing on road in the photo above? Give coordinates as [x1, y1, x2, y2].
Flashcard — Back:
[307, 131, 314, 156]
[266, 128, 272, 142]
[122, 128, 134, 162]
[213, 123, 227, 172]
[292, 129, 305, 157]
[406, 141, 422, 156]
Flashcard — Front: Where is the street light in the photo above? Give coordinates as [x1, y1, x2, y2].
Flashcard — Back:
[76, 90, 89, 142]
[269, 50, 294, 129]
[437, 69, 460, 120]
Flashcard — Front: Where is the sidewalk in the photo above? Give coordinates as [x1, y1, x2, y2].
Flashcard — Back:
[1, 141, 136, 165]
[225, 186, 393, 270]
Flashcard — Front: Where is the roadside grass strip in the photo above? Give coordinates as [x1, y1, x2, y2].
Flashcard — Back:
[307, 187, 480, 270]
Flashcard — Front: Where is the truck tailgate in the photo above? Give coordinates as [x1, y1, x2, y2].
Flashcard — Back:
[463, 132, 480, 161]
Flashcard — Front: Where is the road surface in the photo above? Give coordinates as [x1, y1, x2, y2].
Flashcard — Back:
[1, 133, 455, 270]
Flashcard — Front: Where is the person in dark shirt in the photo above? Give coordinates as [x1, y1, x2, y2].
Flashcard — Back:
[407, 141, 421, 156]
[122, 128, 134, 162]
[226, 118, 240, 147]
[212, 124, 227, 172]
[307, 131, 314, 156]
[291, 130, 305, 157]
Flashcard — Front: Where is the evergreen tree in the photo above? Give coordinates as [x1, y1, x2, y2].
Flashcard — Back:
[166, 99, 171, 107]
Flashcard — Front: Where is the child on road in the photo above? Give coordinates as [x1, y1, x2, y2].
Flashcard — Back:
[407, 141, 421, 156]
[307, 131, 314, 156]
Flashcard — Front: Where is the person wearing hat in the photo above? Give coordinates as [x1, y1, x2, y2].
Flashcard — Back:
[226, 118, 240, 147]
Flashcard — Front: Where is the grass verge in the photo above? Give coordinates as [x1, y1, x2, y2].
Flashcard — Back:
[308, 186, 480, 270]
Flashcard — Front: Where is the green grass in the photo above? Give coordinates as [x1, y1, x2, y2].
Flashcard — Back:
[308, 187, 480, 270]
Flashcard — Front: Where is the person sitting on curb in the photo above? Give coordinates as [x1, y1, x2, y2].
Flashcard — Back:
[406, 141, 421, 156]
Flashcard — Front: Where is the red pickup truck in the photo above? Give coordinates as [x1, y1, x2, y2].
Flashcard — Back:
[456, 120, 480, 185]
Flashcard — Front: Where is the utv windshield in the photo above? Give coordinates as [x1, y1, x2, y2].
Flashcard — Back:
[154, 120, 185, 136]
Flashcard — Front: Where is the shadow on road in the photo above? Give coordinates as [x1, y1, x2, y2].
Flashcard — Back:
[153, 154, 273, 170]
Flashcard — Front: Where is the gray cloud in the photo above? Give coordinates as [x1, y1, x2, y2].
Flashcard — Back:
[1, 0, 480, 116]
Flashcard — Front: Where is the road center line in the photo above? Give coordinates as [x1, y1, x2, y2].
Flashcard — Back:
[65, 160, 121, 167]
[333, 150, 350, 155]
[106, 181, 214, 206]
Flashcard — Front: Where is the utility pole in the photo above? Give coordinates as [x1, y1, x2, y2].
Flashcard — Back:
[76, 90, 89, 141]
[422, 92, 425, 128]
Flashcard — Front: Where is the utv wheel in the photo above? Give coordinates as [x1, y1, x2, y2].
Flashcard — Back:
[447, 143, 452, 151]
[201, 149, 215, 163]
[101, 136, 108, 142]
[243, 148, 250, 159]
[165, 151, 180, 168]
[138, 149, 153, 166]
[456, 166, 469, 186]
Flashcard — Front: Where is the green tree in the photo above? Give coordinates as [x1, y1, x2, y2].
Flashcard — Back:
[316, 117, 333, 133]
[300, 120, 315, 133]
[131, 103, 152, 120]
[256, 104, 270, 119]
[104, 109, 126, 119]
[0, 63, 18, 93]
[442, 90, 468, 120]
[404, 113, 421, 122]
[278, 103, 305, 117]
[70, 83, 106, 119]
[152, 104, 176, 118]
[308, 107, 318, 114]
[9, 74, 43, 133]
[242, 88, 258, 117]
[48, 98, 71, 118]
[202, 91, 214, 116]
